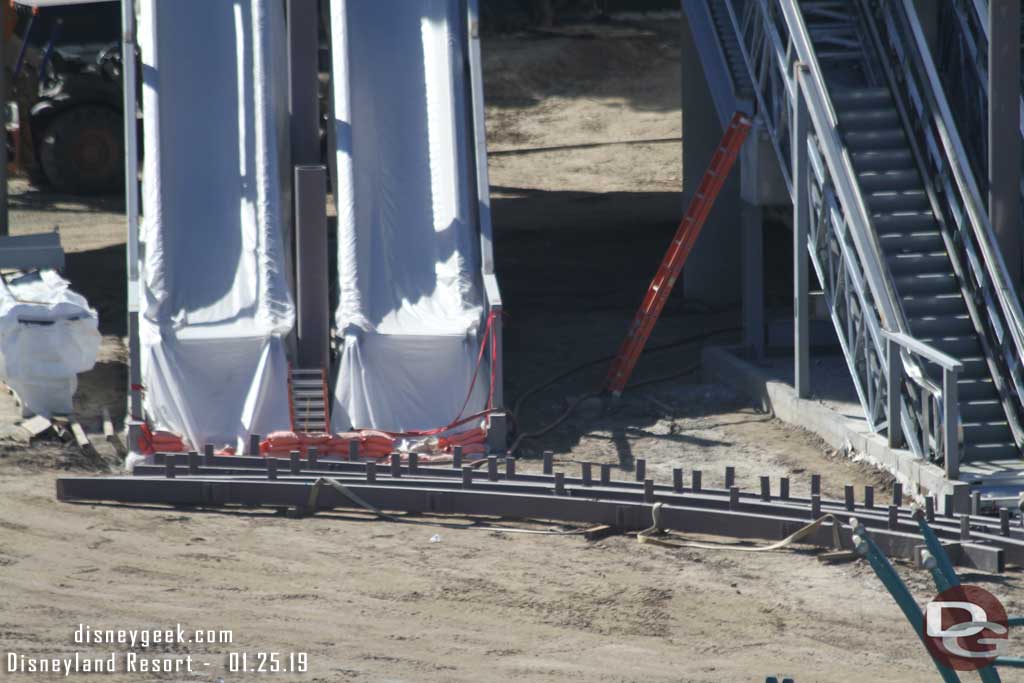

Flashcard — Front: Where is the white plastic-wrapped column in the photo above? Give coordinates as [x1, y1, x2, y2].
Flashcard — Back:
[138, 0, 294, 452]
[330, 0, 489, 433]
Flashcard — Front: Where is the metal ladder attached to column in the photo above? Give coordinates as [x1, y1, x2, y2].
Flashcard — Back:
[289, 367, 329, 433]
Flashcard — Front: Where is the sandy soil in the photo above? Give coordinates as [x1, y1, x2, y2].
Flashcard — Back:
[2, 14, 1020, 683]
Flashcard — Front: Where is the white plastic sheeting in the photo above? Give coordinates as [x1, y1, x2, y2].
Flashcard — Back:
[330, 0, 489, 433]
[0, 270, 101, 416]
[138, 0, 294, 452]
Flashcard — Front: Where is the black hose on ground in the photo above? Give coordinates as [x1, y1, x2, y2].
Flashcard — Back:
[507, 324, 741, 455]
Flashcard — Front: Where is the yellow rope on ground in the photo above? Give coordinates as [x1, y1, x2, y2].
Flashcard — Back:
[637, 502, 843, 552]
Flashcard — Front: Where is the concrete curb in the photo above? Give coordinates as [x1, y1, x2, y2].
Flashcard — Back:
[702, 345, 963, 503]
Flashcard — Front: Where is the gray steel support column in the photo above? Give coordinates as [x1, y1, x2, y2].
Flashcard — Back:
[793, 72, 811, 398]
[0, 4, 8, 236]
[122, 0, 143, 451]
[741, 201, 764, 359]
[679, 10, 741, 306]
[887, 337, 903, 448]
[294, 165, 330, 371]
[988, 0, 1022, 287]
[287, 0, 320, 166]
[943, 367, 960, 480]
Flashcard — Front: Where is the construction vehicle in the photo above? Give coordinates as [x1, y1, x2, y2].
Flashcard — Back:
[6, 0, 123, 194]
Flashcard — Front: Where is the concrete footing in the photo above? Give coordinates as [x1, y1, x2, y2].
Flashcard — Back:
[702, 345, 967, 509]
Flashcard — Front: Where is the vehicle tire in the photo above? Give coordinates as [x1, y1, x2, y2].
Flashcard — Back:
[39, 106, 124, 195]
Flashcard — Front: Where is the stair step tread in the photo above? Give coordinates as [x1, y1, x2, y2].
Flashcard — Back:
[893, 272, 959, 294]
[867, 190, 929, 211]
[887, 252, 953, 275]
[832, 87, 891, 100]
[879, 232, 946, 252]
[872, 212, 938, 232]
[845, 129, 906, 150]
[957, 378, 1000, 401]
[838, 108, 900, 125]
[962, 443, 1021, 462]
[857, 169, 921, 191]
[919, 336, 982, 356]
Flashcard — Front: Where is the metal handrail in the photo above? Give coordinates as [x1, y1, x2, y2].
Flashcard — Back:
[715, 0, 968, 465]
[728, 0, 907, 338]
[901, 0, 1024, 355]
[883, 329, 963, 477]
[882, 331, 963, 373]
[867, 0, 1024, 445]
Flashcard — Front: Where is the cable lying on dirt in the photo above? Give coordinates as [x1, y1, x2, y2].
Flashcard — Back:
[510, 326, 741, 422]
[508, 362, 701, 455]
[507, 326, 741, 456]
[637, 503, 843, 553]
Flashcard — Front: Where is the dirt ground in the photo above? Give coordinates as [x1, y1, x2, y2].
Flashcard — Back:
[2, 14, 1021, 683]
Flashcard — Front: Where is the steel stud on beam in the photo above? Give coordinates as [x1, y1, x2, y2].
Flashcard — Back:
[366, 462, 376, 482]
[409, 452, 419, 474]
[488, 456, 498, 482]
[188, 451, 199, 475]
[760, 476, 770, 502]
[554, 472, 565, 496]
[453, 446, 463, 469]
[506, 457, 516, 480]
[600, 464, 611, 485]
[865, 486, 874, 509]
[250, 434, 262, 457]
[673, 468, 683, 493]
[635, 459, 646, 482]
[780, 477, 790, 501]
[644, 479, 655, 503]
[290, 451, 301, 475]
[266, 458, 278, 480]
[390, 454, 401, 478]
[203, 444, 214, 466]
[543, 451, 553, 475]
[462, 466, 473, 488]
[811, 474, 821, 496]
[582, 463, 592, 487]
[692, 470, 702, 492]
[844, 485, 854, 512]
[892, 483, 903, 508]
[725, 466, 735, 489]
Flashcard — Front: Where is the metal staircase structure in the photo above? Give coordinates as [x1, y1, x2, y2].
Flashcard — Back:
[682, 0, 1024, 489]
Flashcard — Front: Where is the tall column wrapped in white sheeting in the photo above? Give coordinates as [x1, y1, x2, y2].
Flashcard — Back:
[138, 0, 294, 452]
[330, 0, 493, 433]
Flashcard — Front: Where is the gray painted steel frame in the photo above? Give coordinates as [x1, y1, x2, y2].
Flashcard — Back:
[56, 472, 1009, 572]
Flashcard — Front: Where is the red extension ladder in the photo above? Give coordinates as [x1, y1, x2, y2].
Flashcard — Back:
[605, 112, 752, 395]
